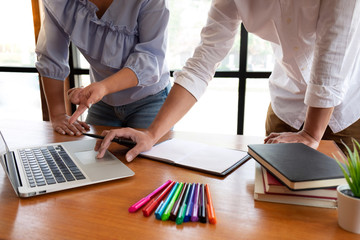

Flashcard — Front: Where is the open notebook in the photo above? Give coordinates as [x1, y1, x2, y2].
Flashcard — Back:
[140, 138, 250, 176]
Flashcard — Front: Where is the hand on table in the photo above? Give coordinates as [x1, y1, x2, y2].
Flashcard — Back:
[51, 114, 90, 136]
[95, 128, 156, 162]
[264, 130, 320, 149]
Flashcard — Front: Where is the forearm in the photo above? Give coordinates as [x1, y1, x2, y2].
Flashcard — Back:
[147, 84, 197, 142]
[101, 68, 138, 95]
[302, 106, 334, 142]
[41, 76, 67, 120]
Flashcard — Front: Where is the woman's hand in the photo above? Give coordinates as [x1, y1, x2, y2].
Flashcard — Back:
[51, 113, 90, 136]
[67, 82, 108, 124]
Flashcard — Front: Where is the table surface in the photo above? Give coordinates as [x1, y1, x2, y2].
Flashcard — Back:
[0, 120, 358, 240]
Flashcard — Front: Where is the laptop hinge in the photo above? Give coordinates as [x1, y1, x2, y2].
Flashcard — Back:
[4, 151, 22, 196]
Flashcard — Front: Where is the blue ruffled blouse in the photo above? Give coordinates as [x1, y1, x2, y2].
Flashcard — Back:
[35, 0, 170, 106]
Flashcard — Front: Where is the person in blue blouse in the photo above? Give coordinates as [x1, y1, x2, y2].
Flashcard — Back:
[35, 0, 171, 136]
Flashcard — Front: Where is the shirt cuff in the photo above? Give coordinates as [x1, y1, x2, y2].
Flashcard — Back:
[304, 82, 344, 108]
[124, 52, 160, 87]
[174, 71, 209, 100]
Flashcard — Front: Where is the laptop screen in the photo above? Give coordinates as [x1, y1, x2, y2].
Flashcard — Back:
[0, 131, 21, 196]
[0, 131, 9, 166]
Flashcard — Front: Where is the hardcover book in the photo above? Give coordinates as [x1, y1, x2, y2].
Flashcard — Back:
[248, 143, 346, 190]
[254, 163, 337, 208]
[262, 167, 337, 199]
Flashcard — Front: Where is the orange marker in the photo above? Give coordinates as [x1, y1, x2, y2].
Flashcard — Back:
[205, 184, 216, 224]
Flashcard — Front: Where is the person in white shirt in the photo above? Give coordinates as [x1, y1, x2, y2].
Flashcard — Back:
[86, 0, 360, 161]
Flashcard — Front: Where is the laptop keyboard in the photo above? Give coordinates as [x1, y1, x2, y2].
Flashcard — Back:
[19, 145, 86, 187]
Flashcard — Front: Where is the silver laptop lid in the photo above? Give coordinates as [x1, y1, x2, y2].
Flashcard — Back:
[0, 131, 21, 196]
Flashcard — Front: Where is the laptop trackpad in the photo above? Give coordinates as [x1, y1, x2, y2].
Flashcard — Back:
[75, 150, 108, 165]
[73, 150, 134, 182]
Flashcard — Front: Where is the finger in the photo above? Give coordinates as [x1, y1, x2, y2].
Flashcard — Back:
[69, 104, 88, 124]
[78, 121, 91, 131]
[96, 140, 112, 158]
[264, 132, 280, 142]
[63, 127, 75, 136]
[94, 139, 103, 151]
[94, 130, 109, 151]
[66, 88, 77, 99]
[67, 88, 82, 104]
[71, 121, 87, 135]
[55, 126, 66, 135]
[125, 147, 142, 162]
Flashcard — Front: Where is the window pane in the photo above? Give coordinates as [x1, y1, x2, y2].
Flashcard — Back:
[247, 34, 274, 72]
[168, 0, 240, 71]
[74, 75, 91, 121]
[0, 73, 42, 120]
[0, 0, 36, 67]
[73, 46, 90, 69]
[243, 78, 270, 136]
[174, 78, 238, 134]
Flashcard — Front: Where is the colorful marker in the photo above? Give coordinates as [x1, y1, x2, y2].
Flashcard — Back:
[205, 184, 216, 224]
[176, 183, 192, 225]
[142, 181, 176, 217]
[198, 184, 207, 223]
[191, 183, 200, 222]
[161, 182, 184, 221]
[184, 183, 195, 222]
[155, 182, 179, 220]
[170, 183, 189, 221]
[128, 180, 172, 213]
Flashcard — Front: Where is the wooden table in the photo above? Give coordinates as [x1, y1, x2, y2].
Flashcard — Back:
[0, 120, 358, 239]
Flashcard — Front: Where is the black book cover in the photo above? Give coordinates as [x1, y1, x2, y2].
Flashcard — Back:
[248, 143, 346, 190]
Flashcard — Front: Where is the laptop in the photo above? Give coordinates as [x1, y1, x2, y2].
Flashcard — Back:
[0, 131, 134, 197]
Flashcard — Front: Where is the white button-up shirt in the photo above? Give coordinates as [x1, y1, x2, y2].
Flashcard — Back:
[174, 0, 360, 133]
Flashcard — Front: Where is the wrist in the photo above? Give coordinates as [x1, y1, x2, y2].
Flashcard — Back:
[300, 129, 321, 143]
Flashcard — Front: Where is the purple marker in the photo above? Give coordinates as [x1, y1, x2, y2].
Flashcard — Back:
[191, 183, 200, 222]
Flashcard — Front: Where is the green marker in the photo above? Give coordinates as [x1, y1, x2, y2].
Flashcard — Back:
[176, 183, 192, 225]
[161, 182, 184, 221]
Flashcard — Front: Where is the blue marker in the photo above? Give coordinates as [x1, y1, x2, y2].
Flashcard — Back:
[155, 182, 179, 220]
[184, 183, 195, 222]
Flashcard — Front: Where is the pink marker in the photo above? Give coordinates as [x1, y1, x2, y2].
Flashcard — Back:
[128, 180, 172, 213]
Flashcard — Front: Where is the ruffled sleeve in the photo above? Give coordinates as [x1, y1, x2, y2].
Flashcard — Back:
[123, 0, 169, 87]
[35, 4, 70, 81]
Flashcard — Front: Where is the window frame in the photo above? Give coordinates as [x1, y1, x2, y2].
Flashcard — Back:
[0, 1, 272, 134]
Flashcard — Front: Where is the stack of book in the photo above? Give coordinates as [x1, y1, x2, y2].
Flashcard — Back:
[249, 142, 347, 208]
[254, 163, 337, 208]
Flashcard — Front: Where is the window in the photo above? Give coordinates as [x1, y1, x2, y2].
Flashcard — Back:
[1, 1, 274, 137]
[0, 0, 41, 121]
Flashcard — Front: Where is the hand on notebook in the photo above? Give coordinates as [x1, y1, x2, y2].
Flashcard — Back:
[264, 130, 319, 149]
[95, 128, 155, 162]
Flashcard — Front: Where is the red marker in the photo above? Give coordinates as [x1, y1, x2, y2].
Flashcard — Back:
[142, 181, 176, 217]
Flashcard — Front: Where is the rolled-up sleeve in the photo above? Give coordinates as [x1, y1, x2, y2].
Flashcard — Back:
[305, 0, 358, 107]
[174, 0, 241, 100]
[124, 0, 169, 87]
[35, 5, 70, 81]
